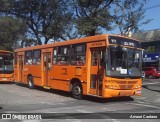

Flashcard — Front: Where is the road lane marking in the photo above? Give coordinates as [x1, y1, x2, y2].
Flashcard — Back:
[126, 103, 160, 109]
[102, 108, 116, 111]
[66, 119, 82, 122]
[137, 101, 146, 104]
[77, 109, 92, 113]
[142, 82, 160, 86]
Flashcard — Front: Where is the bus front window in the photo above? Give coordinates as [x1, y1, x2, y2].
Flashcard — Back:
[106, 46, 142, 77]
[0, 55, 14, 73]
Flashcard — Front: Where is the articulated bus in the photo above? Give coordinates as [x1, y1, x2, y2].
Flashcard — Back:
[0, 50, 14, 82]
[14, 34, 143, 99]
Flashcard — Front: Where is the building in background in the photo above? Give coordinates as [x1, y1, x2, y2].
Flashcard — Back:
[132, 29, 160, 70]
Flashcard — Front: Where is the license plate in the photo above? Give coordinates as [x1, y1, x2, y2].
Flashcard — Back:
[135, 90, 141, 94]
[120, 91, 132, 96]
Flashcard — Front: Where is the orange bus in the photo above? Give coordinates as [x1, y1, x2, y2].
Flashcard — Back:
[14, 34, 143, 99]
[0, 50, 14, 82]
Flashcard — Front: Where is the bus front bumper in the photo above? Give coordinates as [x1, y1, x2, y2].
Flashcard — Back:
[103, 88, 142, 98]
[0, 77, 14, 82]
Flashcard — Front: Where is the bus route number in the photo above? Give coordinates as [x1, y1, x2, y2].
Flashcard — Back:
[124, 42, 135, 46]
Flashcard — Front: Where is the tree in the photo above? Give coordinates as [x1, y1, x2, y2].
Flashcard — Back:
[0, 0, 72, 45]
[59, 23, 82, 41]
[72, 0, 114, 36]
[112, 0, 152, 36]
[0, 0, 151, 45]
[0, 16, 27, 51]
[20, 38, 37, 47]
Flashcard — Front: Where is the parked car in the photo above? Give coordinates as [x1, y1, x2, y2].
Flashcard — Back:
[143, 67, 160, 79]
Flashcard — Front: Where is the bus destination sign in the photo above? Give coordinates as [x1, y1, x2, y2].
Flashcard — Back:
[108, 36, 141, 48]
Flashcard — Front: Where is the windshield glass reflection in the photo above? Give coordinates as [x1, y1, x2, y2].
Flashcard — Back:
[106, 46, 142, 77]
[0, 55, 13, 73]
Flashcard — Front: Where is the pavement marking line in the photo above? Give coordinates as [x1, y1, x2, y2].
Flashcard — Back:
[126, 102, 160, 109]
[102, 108, 116, 111]
[142, 82, 160, 86]
[137, 101, 146, 104]
[66, 119, 82, 122]
[77, 109, 93, 113]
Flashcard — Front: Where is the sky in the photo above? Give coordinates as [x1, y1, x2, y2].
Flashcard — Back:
[140, 0, 160, 31]
[109, 0, 160, 34]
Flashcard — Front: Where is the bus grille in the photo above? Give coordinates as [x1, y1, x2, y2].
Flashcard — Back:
[116, 80, 138, 90]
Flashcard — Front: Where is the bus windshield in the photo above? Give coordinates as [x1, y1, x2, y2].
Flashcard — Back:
[0, 54, 14, 74]
[106, 45, 142, 77]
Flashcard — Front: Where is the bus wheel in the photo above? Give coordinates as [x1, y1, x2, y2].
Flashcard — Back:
[28, 76, 34, 89]
[72, 82, 82, 100]
[148, 74, 153, 79]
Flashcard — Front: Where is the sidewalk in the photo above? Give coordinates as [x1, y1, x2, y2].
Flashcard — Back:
[142, 78, 160, 86]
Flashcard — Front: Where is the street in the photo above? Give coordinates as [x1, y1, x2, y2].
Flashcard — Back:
[0, 79, 160, 122]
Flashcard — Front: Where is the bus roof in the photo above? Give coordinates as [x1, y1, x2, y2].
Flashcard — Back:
[15, 34, 141, 52]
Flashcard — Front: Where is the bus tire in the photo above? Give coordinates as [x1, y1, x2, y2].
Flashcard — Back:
[28, 76, 34, 89]
[72, 82, 82, 100]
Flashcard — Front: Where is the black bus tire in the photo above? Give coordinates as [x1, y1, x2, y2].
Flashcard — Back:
[72, 82, 82, 100]
[28, 76, 34, 89]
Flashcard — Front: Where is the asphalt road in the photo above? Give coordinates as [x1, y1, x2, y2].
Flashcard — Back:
[0, 78, 160, 122]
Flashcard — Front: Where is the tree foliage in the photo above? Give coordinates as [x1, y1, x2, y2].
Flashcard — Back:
[0, 0, 151, 47]
[0, 0, 72, 45]
[112, 0, 152, 35]
[0, 16, 27, 51]
[72, 0, 114, 36]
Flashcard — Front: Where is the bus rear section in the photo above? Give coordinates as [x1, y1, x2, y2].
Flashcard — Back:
[0, 50, 14, 82]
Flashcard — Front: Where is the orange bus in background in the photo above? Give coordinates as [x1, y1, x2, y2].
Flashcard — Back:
[0, 50, 14, 82]
[14, 34, 143, 99]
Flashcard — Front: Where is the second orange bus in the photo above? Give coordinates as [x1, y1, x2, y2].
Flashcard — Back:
[0, 50, 14, 82]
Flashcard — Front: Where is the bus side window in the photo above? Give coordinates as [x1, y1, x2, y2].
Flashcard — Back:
[70, 44, 86, 66]
[100, 49, 105, 66]
[25, 51, 32, 65]
[92, 51, 98, 66]
[33, 50, 41, 65]
[53, 48, 57, 65]
[53, 46, 69, 65]
[48, 54, 51, 70]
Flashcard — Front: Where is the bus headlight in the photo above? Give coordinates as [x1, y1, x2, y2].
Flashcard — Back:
[135, 85, 141, 88]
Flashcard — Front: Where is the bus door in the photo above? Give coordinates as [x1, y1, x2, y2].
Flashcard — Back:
[18, 55, 23, 82]
[43, 52, 51, 87]
[89, 48, 105, 96]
